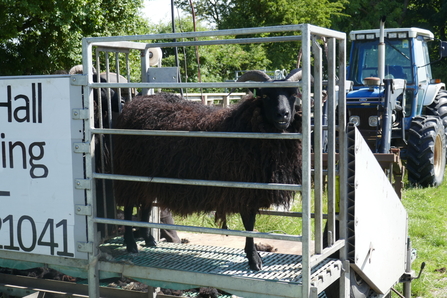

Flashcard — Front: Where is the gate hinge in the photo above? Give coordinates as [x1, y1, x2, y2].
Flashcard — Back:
[75, 204, 92, 216]
[75, 179, 91, 190]
[74, 142, 90, 154]
[71, 74, 87, 86]
[72, 109, 89, 120]
[77, 242, 93, 253]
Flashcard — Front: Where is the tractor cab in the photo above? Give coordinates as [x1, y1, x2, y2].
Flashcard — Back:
[346, 26, 447, 186]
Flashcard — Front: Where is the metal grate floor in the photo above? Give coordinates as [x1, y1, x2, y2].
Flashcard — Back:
[100, 237, 339, 285]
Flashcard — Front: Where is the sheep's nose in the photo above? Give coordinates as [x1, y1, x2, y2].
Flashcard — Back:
[277, 110, 289, 119]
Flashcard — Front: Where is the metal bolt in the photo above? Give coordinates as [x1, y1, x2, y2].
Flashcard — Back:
[73, 111, 79, 116]
[75, 145, 79, 150]
[77, 207, 81, 212]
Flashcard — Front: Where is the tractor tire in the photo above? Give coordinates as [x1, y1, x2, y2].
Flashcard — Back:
[407, 115, 446, 187]
[426, 89, 447, 131]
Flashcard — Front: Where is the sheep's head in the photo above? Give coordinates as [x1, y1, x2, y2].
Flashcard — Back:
[237, 69, 302, 130]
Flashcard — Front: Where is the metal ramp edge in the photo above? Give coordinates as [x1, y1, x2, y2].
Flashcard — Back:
[98, 239, 342, 298]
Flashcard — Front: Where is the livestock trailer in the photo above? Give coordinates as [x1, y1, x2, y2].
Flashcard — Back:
[0, 24, 414, 298]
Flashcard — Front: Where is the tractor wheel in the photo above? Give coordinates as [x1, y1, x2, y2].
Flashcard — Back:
[407, 115, 446, 187]
[426, 89, 447, 131]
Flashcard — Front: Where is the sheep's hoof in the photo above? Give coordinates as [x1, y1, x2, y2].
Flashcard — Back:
[248, 253, 263, 271]
[144, 239, 157, 247]
[126, 243, 139, 254]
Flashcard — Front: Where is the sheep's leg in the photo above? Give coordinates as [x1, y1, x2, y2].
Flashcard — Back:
[123, 206, 139, 253]
[241, 211, 262, 271]
[140, 206, 157, 247]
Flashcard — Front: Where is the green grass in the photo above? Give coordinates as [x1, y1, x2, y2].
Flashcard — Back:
[399, 174, 447, 297]
[173, 171, 447, 297]
[174, 194, 305, 236]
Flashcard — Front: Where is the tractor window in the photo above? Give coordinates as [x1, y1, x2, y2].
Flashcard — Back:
[348, 39, 414, 85]
[414, 38, 432, 83]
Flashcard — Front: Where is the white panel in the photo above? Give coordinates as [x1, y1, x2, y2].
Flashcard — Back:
[353, 128, 407, 293]
[0, 76, 87, 259]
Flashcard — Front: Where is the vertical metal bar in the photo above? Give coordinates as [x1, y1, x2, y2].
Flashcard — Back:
[327, 37, 336, 247]
[141, 48, 151, 95]
[115, 51, 123, 107]
[301, 24, 312, 298]
[95, 51, 101, 84]
[82, 38, 100, 298]
[403, 238, 412, 297]
[171, 0, 183, 97]
[310, 287, 319, 298]
[337, 35, 348, 254]
[126, 52, 132, 103]
[337, 36, 350, 298]
[96, 49, 111, 240]
[312, 36, 323, 255]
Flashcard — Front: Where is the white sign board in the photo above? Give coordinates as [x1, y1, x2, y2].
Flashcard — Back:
[0, 76, 87, 259]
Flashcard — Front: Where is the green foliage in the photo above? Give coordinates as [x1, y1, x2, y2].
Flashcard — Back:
[174, 0, 233, 27]
[330, 0, 447, 83]
[0, 0, 148, 75]
[220, 0, 346, 29]
[173, 0, 346, 71]
[176, 0, 347, 29]
[149, 18, 271, 91]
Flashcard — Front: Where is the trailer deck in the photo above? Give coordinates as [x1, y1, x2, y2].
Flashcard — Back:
[97, 238, 342, 297]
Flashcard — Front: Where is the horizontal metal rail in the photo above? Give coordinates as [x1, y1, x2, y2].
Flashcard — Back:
[147, 35, 303, 49]
[93, 173, 303, 192]
[0, 273, 149, 298]
[92, 128, 302, 140]
[260, 210, 329, 219]
[84, 24, 345, 44]
[94, 217, 303, 242]
[88, 81, 302, 89]
[310, 239, 345, 267]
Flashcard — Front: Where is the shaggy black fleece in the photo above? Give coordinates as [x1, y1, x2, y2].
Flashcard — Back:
[113, 92, 302, 223]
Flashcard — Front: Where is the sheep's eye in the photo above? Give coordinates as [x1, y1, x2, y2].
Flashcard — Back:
[262, 94, 268, 99]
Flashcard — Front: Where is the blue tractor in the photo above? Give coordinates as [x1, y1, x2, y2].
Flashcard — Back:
[346, 21, 447, 187]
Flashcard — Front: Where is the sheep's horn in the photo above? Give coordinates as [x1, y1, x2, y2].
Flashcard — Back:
[285, 68, 315, 83]
[284, 68, 303, 81]
[237, 70, 272, 82]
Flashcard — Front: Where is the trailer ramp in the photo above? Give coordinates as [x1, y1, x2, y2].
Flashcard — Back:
[347, 126, 408, 294]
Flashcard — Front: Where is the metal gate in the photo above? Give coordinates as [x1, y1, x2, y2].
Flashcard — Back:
[0, 24, 348, 298]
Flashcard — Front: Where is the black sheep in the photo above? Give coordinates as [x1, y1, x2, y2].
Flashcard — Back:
[113, 70, 303, 271]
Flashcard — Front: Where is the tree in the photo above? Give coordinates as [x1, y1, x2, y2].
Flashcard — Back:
[0, 0, 148, 75]
[175, 0, 233, 28]
[150, 18, 271, 92]
[174, 0, 347, 71]
[330, 0, 406, 33]
[330, 0, 447, 83]
[330, 0, 446, 41]
[176, 0, 346, 29]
